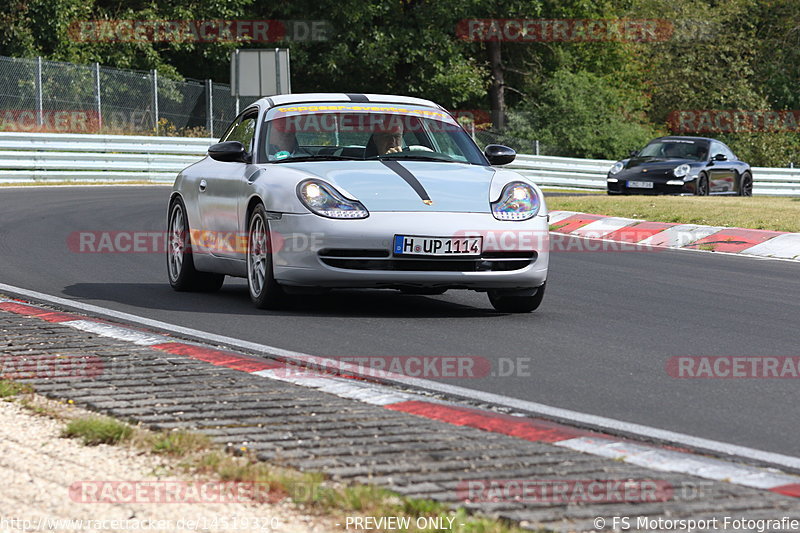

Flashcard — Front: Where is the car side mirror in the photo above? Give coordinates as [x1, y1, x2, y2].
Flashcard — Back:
[484, 144, 516, 165]
[209, 141, 251, 163]
[713, 153, 727, 161]
[629, 150, 639, 157]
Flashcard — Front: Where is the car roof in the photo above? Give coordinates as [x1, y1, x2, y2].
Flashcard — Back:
[254, 93, 445, 111]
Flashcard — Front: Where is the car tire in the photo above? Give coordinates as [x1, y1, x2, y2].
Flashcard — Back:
[695, 173, 709, 196]
[167, 198, 225, 292]
[488, 282, 546, 313]
[247, 204, 287, 309]
[739, 172, 753, 197]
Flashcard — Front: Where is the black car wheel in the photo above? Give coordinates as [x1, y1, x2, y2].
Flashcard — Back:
[167, 198, 225, 292]
[695, 173, 709, 196]
[739, 172, 753, 197]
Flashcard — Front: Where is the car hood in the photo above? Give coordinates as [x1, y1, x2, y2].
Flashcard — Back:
[625, 158, 699, 170]
[284, 160, 497, 212]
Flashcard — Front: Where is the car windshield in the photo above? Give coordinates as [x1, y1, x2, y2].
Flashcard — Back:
[637, 140, 708, 161]
[260, 105, 487, 165]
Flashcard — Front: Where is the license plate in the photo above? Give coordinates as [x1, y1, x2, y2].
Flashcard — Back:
[393, 235, 482, 256]
[627, 181, 654, 189]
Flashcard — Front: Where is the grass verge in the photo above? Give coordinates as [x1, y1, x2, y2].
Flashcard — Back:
[546, 195, 800, 232]
[2, 378, 533, 533]
[0, 378, 32, 399]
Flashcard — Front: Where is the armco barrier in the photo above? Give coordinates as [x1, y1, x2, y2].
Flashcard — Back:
[0, 131, 215, 183]
[507, 154, 800, 196]
[1, 131, 798, 195]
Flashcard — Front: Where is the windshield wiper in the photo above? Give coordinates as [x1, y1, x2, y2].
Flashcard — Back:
[271, 154, 361, 163]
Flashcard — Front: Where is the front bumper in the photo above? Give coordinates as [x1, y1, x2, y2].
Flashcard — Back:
[607, 176, 697, 195]
[268, 211, 549, 289]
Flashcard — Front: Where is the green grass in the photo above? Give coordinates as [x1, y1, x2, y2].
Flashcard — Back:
[541, 187, 603, 194]
[546, 195, 800, 232]
[61, 415, 134, 445]
[56, 413, 534, 532]
[0, 379, 32, 399]
[145, 429, 212, 456]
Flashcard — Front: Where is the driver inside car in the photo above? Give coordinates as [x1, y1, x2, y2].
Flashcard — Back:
[372, 122, 404, 155]
[267, 119, 303, 160]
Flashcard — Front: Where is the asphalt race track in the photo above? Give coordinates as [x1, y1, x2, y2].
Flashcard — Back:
[1, 186, 798, 457]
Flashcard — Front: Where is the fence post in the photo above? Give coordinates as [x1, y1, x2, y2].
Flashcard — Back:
[152, 69, 159, 135]
[205, 79, 213, 137]
[94, 62, 102, 131]
[36, 56, 43, 127]
[534, 140, 540, 156]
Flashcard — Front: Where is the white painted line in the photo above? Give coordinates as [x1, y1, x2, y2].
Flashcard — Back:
[740, 233, 800, 260]
[2, 281, 800, 473]
[253, 369, 423, 406]
[570, 217, 638, 238]
[556, 437, 800, 489]
[64, 320, 171, 346]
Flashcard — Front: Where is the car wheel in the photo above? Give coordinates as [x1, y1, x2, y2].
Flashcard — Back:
[739, 172, 753, 197]
[694, 173, 709, 196]
[247, 204, 287, 309]
[488, 282, 546, 313]
[167, 198, 225, 292]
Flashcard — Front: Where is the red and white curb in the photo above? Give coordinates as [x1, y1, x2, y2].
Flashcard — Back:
[2, 296, 800, 498]
[549, 210, 800, 259]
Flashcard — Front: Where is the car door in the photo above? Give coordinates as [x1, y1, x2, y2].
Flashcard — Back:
[196, 108, 260, 259]
[707, 141, 735, 193]
[720, 144, 744, 193]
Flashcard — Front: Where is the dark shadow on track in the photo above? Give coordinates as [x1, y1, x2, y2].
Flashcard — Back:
[61, 282, 505, 319]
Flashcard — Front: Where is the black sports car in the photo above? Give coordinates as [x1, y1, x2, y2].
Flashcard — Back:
[606, 136, 753, 196]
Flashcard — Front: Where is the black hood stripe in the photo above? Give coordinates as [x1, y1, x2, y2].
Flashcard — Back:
[345, 93, 370, 102]
[380, 160, 431, 202]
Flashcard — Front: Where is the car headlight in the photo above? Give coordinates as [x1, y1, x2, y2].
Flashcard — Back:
[673, 164, 691, 178]
[297, 180, 369, 219]
[609, 162, 624, 175]
[491, 182, 540, 221]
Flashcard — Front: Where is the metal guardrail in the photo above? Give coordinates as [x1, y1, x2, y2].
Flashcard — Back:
[1, 132, 799, 195]
[0, 131, 215, 182]
[508, 154, 800, 196]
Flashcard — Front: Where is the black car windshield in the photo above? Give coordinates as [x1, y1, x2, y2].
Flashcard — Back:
[260, 104, 487, 165]
[637, 140, 709, 161]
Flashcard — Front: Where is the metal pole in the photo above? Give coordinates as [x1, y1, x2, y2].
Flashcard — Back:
[152, 69, 159, 135]
[205, 79, 213, 137]
[285, 49, 291, 93]
[274, 48, 280, 95]
[234, 49, 240, 115]
[534, 140, 540, 156]
[94, 62, 102, 131]
[36, 57, 43, 127]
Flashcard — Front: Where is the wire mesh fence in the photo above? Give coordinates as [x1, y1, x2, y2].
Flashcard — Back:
[0, 55, 256, 138]
[0, 54, 556, 151]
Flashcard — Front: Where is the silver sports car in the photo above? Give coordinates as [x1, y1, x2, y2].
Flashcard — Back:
[167, 93, 549, 312]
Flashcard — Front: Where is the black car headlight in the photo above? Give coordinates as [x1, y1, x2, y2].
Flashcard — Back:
[673, 164, 691, 178]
